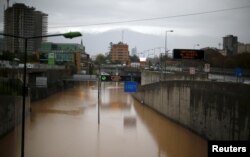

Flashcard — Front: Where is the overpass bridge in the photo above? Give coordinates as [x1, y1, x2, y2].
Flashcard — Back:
[65, 65, 142, 82]
[99, 64, 141, 76]
[66, 74, 97, 82]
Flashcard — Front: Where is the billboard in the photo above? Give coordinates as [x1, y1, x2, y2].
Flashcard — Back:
[173, 49, 204, 60]
[124, 81, 138, 93]
[36, 77, 47, 87]
[48, 53, 55, 65]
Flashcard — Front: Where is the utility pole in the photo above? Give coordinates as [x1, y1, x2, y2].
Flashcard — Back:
[165, 30, 174, 71]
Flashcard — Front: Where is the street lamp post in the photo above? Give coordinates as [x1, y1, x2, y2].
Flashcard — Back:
[0, 32, 82, 157]
[165, 30, 174, 57]
[164, 30, 173, 72]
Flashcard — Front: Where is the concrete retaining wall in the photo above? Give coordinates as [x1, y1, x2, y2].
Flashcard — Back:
[133, 81, 250, 140]
[0, 95, 30, 138]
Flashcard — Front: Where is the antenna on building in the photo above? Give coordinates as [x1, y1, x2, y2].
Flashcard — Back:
[7, 0, 10, 8]
[121, 30, 124, 43]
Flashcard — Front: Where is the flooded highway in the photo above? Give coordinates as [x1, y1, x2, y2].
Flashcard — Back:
[1, 82, 207, 157]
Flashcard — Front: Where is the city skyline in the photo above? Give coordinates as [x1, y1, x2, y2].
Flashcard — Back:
[0, 0, 250, 55]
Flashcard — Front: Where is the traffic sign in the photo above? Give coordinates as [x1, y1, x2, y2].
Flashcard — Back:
[189, 67, 196, 75]
[234, 68, 243, 77]
[173, 49, 204, 60]
[101, 75, 108, 81]
[124, 81, 138, 93]
[111, 75, 122, 81]
[204, 64, 210, 72]
[100, 75, 141, 83]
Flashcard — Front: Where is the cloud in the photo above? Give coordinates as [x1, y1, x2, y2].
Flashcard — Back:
[0, 0, 250, 55]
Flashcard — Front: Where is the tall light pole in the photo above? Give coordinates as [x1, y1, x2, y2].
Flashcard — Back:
[165, 30, 174, 57]
[0, 31, 82, 157]
[164, 30, 173, 72]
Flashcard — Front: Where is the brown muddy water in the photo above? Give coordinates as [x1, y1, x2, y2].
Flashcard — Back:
[0, 82, 207, 157]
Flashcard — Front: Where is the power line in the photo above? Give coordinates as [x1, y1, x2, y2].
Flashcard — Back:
[49, 5, 250, 29]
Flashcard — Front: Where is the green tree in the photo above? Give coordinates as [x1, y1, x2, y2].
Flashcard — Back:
[109, 42, 113, 52]
[111, 60, 123, 64]
[94, 54, 106, 65]
[234, 53, 250, 69]
[129, 55, 139, 62]
[88, 62, 94, 75]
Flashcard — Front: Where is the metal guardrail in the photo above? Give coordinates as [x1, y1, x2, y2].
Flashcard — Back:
[210, 67, 250, 76]
[72, 74, 97, 81]
[146, 66, 250, 76]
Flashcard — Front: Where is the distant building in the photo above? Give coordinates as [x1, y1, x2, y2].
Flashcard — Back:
[139, 57, 146, 67]
[39, 42, 89, 74]
[223, 35, 238, 56]
[0, 38, 3, 54]
[4, 3, 48, 54]
[238, 43, 250, 54]
[110, 42, 130, 64]
[131, 47, 137, 56]
[91, 55, 97, 61]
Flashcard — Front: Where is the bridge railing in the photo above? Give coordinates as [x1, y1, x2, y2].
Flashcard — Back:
[72, 74, 97, 81]
[32, 64, 65, 70]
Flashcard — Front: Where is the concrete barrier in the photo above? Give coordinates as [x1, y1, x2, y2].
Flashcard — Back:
[0, 95, 30, 138]
[133, 81, 250, 140]
[142, 70, 208, 85]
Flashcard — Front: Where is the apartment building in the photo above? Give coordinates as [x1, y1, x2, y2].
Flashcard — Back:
[4, 3, 48, 54]
[110, 42, 130, 64]
[39, 42, 89, 74]
[223, 35, 238, 56]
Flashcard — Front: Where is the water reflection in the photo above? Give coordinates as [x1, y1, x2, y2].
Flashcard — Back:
[123, 116, 137, 129]
[0, 126, 21, 157]
[133, 100, 207, 157]
[0, 79, 23, 157]
[1, 82, 207, 157]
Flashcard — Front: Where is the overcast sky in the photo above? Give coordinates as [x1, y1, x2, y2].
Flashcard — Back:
[0, 0, 250, 56]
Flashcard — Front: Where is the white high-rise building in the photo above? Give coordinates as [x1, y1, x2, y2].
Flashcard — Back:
[131, 47, 137, 56]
